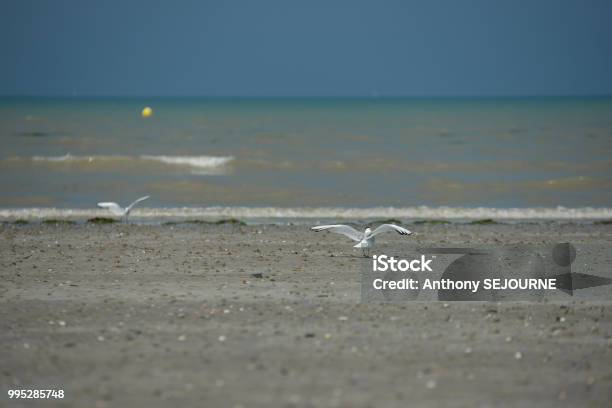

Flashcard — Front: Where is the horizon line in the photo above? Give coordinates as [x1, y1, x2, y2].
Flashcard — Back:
[1, 93, 612, 100]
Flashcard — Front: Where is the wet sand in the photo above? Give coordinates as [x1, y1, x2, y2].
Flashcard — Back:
[1, 222, 611, 407]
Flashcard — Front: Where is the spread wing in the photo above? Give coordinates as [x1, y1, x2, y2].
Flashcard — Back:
[367, 224, 412, 238]
[311, 225, 364, 242]
[126, 195, 150, 211]
[97, 202, 125, 216]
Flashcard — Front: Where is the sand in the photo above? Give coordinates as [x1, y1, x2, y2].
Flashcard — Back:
[1, 222, 611, 407]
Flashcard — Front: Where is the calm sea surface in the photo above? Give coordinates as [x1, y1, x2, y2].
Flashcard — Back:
[1, 97, 611, 219]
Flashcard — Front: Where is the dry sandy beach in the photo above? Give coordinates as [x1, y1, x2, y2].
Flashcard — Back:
[1, 222, 611, 407]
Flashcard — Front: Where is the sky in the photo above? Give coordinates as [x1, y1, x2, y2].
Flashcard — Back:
[1, 0, 611, 97]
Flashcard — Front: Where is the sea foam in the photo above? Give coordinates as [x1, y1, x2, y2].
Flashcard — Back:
[139, 155, 233, 168]
[1, 206, 611, 222]
[19, 154, 233, 173]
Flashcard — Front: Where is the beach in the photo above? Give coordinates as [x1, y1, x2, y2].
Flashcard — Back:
[2, 221, 611, 407]
[3, 1, 612, 406]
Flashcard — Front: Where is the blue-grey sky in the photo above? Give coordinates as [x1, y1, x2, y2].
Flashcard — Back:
[1, 0, 611, 97]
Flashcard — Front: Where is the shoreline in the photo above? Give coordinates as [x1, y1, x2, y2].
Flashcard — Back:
[1, 205, 612, 225]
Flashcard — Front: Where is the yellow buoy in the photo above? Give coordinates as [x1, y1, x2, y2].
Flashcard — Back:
[141, 106, 153, 118]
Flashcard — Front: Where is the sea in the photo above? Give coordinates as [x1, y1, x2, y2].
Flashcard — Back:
[1, 96, 611, 222]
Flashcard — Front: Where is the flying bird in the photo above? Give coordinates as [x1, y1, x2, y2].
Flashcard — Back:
[97, 195, 150, 223]
[311, 224, 412, 256]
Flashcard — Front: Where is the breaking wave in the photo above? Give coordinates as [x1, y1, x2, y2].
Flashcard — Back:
[13, 154, 234, 174]
[138, 155, 234, 168]
[1, 206, 611, 222]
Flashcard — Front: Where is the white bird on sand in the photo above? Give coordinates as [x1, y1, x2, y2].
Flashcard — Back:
[311, 224, 412, 257]
[97, 196, 150, 223]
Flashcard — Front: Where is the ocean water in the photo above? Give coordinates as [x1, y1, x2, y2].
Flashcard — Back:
[1, 97, 611, 220]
